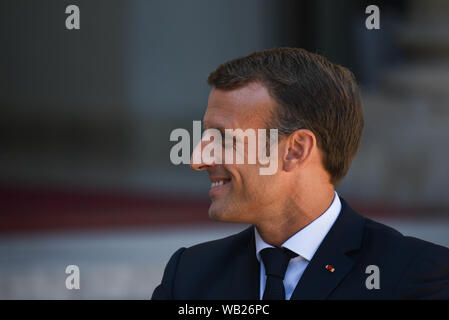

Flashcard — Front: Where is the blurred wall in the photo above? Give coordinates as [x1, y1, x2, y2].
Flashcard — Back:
[0, 0, 131, 190]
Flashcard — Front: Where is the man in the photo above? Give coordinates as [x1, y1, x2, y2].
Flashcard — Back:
[152, 48, 449, 299]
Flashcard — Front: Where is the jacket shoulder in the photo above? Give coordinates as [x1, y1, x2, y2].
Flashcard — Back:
[151, 227, 253, 300]
[361, 217, 449, 299]
[363, 217, 449, 254]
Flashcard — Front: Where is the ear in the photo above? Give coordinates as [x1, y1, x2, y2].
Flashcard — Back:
[282, 129, 316, 172]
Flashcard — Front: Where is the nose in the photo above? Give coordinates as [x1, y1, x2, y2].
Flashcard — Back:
[190, 140, 215, 171]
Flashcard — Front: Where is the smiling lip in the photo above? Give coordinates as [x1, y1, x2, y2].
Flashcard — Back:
[209, 178, 231, 197]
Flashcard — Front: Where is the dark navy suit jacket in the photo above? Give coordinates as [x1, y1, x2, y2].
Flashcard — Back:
[152, 198, 449, 299]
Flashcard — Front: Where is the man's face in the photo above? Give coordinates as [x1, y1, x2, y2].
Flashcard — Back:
[191, 82, 287, 224]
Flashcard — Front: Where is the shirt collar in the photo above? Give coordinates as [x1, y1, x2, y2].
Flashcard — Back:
[254, 191, 341, 262]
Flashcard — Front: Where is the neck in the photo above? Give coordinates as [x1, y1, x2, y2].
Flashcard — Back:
[255, 184, 335, 247]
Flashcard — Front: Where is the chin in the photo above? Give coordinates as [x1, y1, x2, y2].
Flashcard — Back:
[208, 202, 241, 223]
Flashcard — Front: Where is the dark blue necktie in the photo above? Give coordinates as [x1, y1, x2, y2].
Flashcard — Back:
[260, 247, 298, 300]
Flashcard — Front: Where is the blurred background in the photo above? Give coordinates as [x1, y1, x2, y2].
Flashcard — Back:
[0, 0, 448, 299]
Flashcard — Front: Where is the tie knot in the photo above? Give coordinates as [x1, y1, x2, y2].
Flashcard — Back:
[260, 247, 298, 279]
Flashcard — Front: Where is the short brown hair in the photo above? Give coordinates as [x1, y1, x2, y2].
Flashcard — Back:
[207, 47, 364, 186]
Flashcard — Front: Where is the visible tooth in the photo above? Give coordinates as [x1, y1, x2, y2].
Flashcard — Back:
[212, 180, 229, 188]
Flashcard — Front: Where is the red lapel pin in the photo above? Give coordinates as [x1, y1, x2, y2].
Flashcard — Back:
[325, 265, 335, 272]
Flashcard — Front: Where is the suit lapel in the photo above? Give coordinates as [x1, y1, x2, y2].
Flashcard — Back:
[290, 198, 365, 300]
[228, 226, 260, 299]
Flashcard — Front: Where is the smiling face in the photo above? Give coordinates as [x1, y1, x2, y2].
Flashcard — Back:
[191, 82, 287, 224]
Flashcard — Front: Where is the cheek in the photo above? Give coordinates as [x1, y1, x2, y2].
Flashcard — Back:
[241, 169, 274, 197]
[230, 164, 281, 201]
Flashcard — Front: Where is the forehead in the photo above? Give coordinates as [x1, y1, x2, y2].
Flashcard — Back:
[204, 82, 275, 130]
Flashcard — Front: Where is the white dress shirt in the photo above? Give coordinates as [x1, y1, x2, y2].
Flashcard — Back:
[254, 191, 342, 300]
